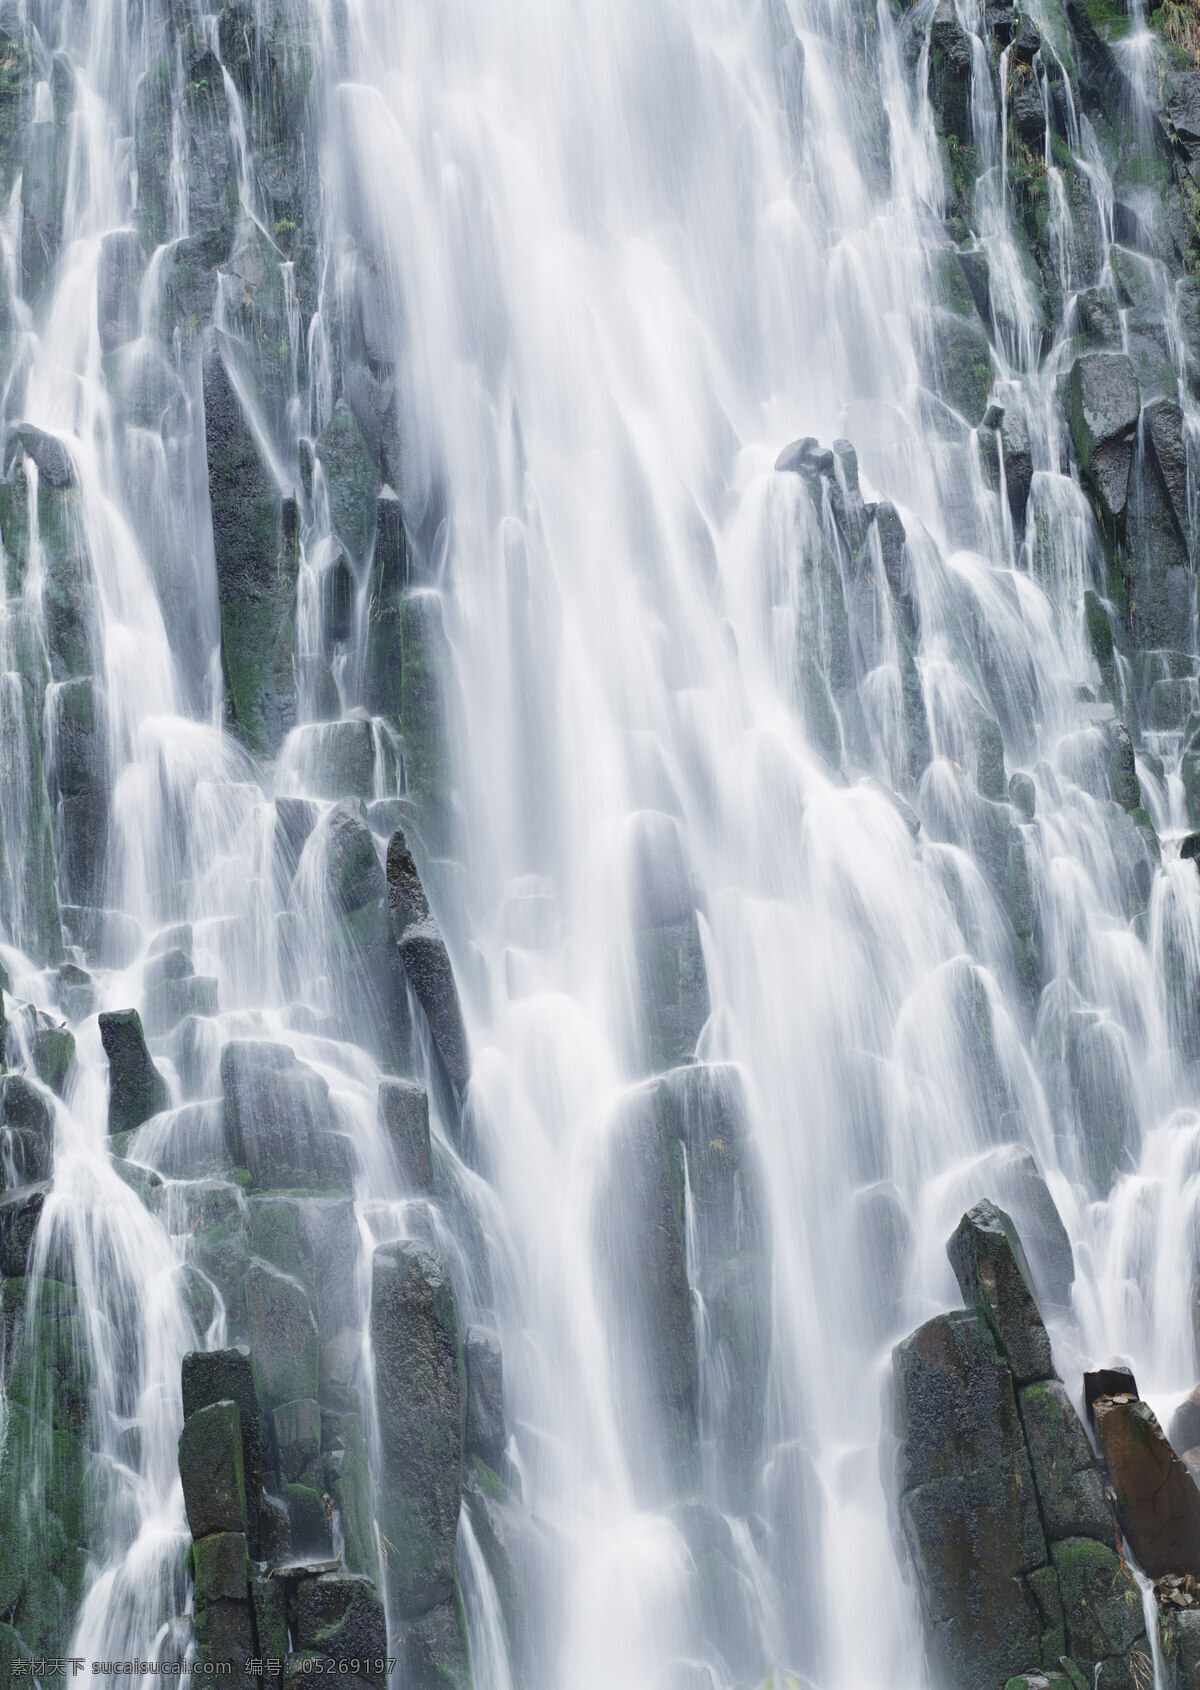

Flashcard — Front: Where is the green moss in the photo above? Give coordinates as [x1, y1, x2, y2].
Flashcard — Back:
[468, 1454, 504, 1502]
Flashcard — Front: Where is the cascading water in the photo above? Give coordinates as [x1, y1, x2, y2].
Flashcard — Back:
[1, 0, 1200, 1683]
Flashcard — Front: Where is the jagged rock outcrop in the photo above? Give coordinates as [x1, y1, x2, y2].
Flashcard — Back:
[891, 1200, 1150, 1690]
[386, 826, 469, 1098]
[99, 1008, 169, 1134]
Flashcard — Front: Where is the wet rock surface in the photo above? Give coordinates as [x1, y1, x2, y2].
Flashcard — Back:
[893, 1203, 1149, 1690]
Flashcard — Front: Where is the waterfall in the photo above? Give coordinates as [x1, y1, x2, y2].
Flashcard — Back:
[1, 0, 1199, 1684]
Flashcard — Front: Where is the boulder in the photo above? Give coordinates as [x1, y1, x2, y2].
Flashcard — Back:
[1091, 1394, 1200, 1577]
[181, 1348, 263, 1550]
[1067, 353, 1140, 524]
[98, 1009, 169, 1134]
[1, 1075, 54, 1182]
[1145, 397, 1190, 544]
[178, 1399, 247, 1539]
[948, 1200, 1055, 1385]
[192, 1595, 254, 1675]
[1018, 1380, 1113, 1543]
[385, 825, 431, 934]
[396, 1595, 472, 1690]
[1048, 1537, 1148, 1681]
[891, 1310, 1047, 1690]
[981, 404, 1034, 527]
[387, 828, 469, 1096]
[0, 1182, 47, 1276]
[370, 1238, 464, 1618]
[245, 1257, 319, 1408]
[593, 1084, 697, 1501]
[193, 1531, 248, 1605]
[943, 1147, 1074, 1311]
[464, 1328, 505, 1470]
[293, 1571, 387, 1682]
[378, 1077, 433, 1193]
[220, 1040, 337, 1190]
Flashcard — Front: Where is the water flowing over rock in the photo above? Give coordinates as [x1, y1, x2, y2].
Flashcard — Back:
[10, 0, 1200, 1678]
[892, 1204, 1149, 1690]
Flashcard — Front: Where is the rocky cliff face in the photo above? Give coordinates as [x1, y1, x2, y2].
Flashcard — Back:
[6, 0, 1200, 1681]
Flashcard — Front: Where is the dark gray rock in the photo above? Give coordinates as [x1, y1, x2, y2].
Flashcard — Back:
[1, 1075, 54, 1182]
[370, 1238, 464, 1619]
[0, 1181, 47, 1276]
[981, 403, 1034, 526]
[246, 1257, 319, 1408]
[192, 1595, 254, 1676]
[220, 1040, 337, 1190]
[1067, 352, 1140, 524]
[943, 1147, 1074, 1312]
[203, 333, 294, 756]
[1018, 1379, 1113, 1543]
[387, 827, 469, 1096]
[1170, 1387, 1200, 1458]
[363, 486, 409, 719]
[4, 424, 74, 489]
[193, 1530, 248, 1605]
[396, 1594, 472, 1690]
[293, 1571, 386, 1683]
[464, 1328, 505, 1469]
[178, 1399, 247, 1539]
[296, 654, 340, 723]
[275, 797, 318, 886]
[181, 1348, 263, 1552]
[1049, 1537, 1148, 1682]
[377, 1078, 432, 1193]
[317, 401, 379, 569]
[99, 1009, 169, 1135]
[928, 0, 973, 145]
[1145, 397, 1190, 543]
[947, 1199, 1055, 1385]
[891, 1309, 1047, 1690]
[593, 1084, 697, 1501]
[319, 548, 354, 652]
[384, 825, 431, 934]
